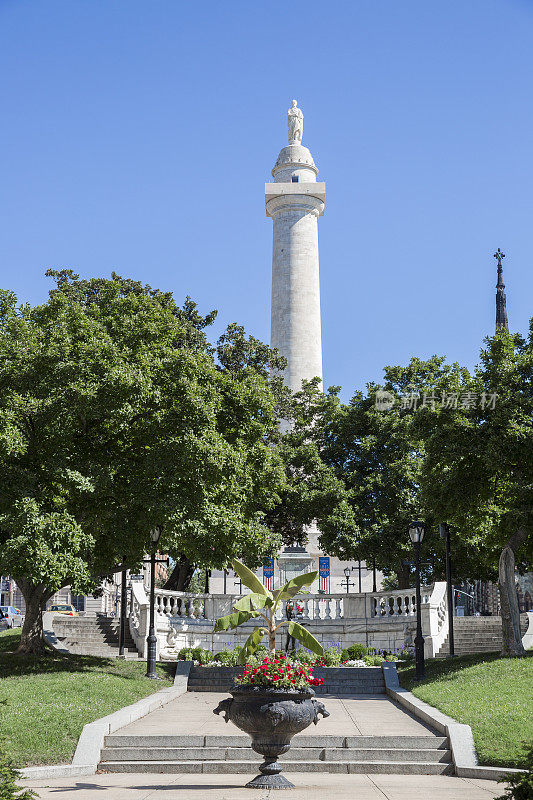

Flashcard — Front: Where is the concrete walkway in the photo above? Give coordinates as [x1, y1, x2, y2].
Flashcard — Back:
[21, 693, 506, 798]
[115, 691, 438, 738]
[21, 771, 503, 799]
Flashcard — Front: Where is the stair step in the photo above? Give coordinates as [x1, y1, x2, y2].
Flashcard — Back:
[100, 746, 451, 764]
[104, 735, 448, 749]
[98, 760, 453, 775]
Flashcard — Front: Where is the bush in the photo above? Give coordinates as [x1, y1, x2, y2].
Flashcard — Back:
[497, 744, 532, 800]
[346, 643, 367, 660]
[293, 650, 315, 665]
[364, 655, 385, 666]
[0, 756, 38, 799]
[177, 647, 194, 661]
[198, 649, 213, 665]
[322, 647, 343, 667]
[213, 648, 239, 666]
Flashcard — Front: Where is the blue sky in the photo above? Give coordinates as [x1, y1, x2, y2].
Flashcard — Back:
[0, 0, 531, 400]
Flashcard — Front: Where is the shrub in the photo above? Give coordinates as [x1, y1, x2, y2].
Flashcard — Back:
[198, 649, 213, 665]
[293, 650, 315, 665]
[346, 643, 367, 660]
[214, 648, 239, 666]
[177, 647, 194, 661]
[364, 655, 385, 666]
[322, 647, 343, 667]
[497, 744, 532, 800]
[0, 756, 38, 800]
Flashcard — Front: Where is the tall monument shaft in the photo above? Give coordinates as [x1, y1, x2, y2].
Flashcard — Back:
[266, 102, 325, 392]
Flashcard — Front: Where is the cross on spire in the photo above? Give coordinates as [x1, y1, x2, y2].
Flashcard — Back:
[493, 248, 508, 332]
[493, 248, 505, 268]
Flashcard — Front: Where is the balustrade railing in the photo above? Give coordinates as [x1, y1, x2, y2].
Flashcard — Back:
[369, 587, 431, 618]
[128, 582, 448, 659]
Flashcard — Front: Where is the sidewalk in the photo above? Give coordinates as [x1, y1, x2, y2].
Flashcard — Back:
[21, 771, 504, 799]
[116, 690, 438, 737]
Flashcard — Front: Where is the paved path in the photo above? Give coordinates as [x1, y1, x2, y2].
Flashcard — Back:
[116, 691, 438, 738]
[22, 771, 503, 799]
[21, 693, 505, 798]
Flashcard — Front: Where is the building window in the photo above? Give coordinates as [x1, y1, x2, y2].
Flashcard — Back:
[291, 175, 299, 183]
[71, 595, 85, 612]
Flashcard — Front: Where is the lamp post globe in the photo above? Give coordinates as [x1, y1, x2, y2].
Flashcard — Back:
[408, 520, 426, 680]
[146, 526, 162, 680]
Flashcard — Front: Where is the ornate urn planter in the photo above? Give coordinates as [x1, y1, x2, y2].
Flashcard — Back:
[214, 684, 329, 789]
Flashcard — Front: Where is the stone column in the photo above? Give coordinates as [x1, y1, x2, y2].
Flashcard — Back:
[268, 194, 324, 392]
[265, 105, 325, 394]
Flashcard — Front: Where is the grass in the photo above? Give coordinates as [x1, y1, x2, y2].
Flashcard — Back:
[397, 652, 533, 769]
[0, 628, 174, 766]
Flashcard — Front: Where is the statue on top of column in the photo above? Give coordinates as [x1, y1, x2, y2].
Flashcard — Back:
[287, 100, 303, 144]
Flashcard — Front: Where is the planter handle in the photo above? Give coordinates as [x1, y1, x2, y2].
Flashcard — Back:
[312, 699, 330, 725]
[213, 697, 233, 723]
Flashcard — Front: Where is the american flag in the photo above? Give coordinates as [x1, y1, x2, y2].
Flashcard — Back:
[319, 556, 330, 593]
[263, 557, 274, 590]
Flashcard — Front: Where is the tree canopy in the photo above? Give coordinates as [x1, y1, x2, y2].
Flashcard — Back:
[0, 271, 289, 651]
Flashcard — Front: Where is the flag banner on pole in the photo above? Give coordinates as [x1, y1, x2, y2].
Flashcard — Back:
[263, 557, 275, 590]
[319, 556, 330, 593]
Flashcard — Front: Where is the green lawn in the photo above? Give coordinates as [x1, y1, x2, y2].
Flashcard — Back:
[398, 652, 533, 769]
[0, 629, 174, 766]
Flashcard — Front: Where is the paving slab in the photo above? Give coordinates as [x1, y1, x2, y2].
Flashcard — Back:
[113, 691, 438, 738]
[21, 771, 505, 799]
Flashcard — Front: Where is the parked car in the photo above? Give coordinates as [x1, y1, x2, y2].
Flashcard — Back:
[48, 604, 78, 616]
[0, 606, 25, 628]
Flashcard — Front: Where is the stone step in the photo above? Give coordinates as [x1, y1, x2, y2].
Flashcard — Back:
[99, 759, 453, 775]
[67, 647, 140, 657]
[104, 734, 448, 749]
[100, 746, 451, 764]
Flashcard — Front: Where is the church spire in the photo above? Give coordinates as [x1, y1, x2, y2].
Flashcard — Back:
[493, 248, 509, 332]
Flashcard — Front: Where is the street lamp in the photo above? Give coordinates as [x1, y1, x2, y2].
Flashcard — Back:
[341, 567, 355, 594]
[408, 520, 426, 680]
[439, 523, 455, 657]
[146, 526, 162, 680]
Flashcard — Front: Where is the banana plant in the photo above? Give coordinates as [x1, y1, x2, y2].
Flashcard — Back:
[213, 559, 325, 664]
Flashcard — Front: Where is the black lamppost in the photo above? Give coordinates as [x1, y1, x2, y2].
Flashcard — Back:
[409, 520, 426, 680]
[439, 523, 455, 657]
[341, 567, 355, 594]
[146, 526, 162, 680]
[118, 559, 127, 658]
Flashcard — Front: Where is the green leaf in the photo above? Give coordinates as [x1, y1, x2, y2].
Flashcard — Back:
[233, 592, 268, 613]
[232, 559, 273, 601]
[237, 626, 265, 664]
[213, 610, 257, 632]
[288, 621, 324, 657]
[274, 571, 318, 604]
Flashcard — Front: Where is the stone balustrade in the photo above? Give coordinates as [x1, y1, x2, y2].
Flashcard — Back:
[128, 582, 449, 661]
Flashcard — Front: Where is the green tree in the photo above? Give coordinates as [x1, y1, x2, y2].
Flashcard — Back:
[417, 327, 533, 656]
[315, 358, 473, 587]
[0, 272, 288, 653]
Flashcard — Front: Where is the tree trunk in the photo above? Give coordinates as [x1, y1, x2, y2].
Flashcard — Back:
[397, 563, 411, 590]
[164, 554, 195, 592]
[498, 528, 528, 657]
[15, 579, 52, 655]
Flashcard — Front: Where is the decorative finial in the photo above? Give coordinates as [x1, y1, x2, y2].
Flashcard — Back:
[287, 99, 303, 144]
[493, 248, 509, 332]
[493, 248, 505, 268]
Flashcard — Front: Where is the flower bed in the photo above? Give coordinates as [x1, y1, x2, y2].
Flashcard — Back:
[175, 644, 411, 668]
[235, 655, 325, 689]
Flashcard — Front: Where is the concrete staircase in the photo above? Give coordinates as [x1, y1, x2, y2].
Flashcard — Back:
[436, 614, 528, 657]
[187, 666, 386, 695]
[52, 615, 140, 658]
[98, 733, 453, 775]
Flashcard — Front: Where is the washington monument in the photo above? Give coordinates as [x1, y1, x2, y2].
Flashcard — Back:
[266, 101, 325, 393]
